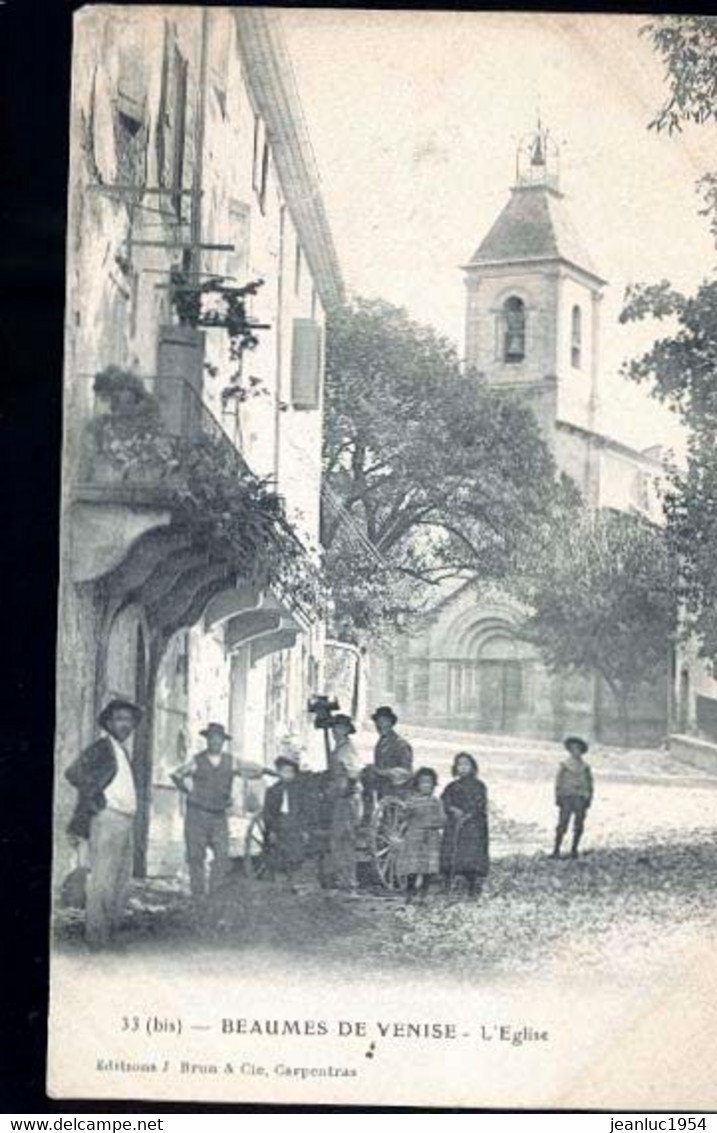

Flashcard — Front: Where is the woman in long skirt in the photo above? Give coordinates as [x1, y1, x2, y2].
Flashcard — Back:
[440, 752, 489, 898]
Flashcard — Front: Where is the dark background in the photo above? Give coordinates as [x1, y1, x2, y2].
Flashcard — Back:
[0, 0, 67, 1112]
[0, 0, 689, 1115]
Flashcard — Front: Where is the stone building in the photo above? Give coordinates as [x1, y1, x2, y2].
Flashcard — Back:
[55, 7, 343, 878]
[370, 129, 669, 746]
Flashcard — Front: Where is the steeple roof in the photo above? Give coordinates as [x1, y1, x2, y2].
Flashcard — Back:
[467, 183, 606, 285]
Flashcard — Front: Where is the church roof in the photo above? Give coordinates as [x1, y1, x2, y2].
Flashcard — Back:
[467, 184, 606, 284]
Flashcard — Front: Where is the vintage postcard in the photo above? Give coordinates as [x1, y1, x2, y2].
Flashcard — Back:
[48, 6, 717, 1108]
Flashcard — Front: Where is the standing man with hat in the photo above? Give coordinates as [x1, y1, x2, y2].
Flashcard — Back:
[360, 705, 414, 825]
[171, 722, 267, 902]
[65, 697, 143, 950]
[551, 736, 594, 860]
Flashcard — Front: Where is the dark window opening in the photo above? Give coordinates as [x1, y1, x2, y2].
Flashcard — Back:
[258, 140, 270, 214]
[503, 296, 526, 363]
[571, 304, 582, 369]
[252, 115, 261, 191]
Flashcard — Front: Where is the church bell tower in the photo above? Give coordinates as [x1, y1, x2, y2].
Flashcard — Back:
[462, 124, 606, 446]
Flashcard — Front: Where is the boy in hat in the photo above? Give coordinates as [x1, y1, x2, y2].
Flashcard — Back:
[360, 705, 414, 825]
[263, 745, 310, 887]
[65, 698, 142, 950]
[171, 722, 268, 901]
[551, 736, 594, 859]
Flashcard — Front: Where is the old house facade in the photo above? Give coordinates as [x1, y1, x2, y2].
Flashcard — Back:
[370, 129, 669, 746]
[55, 7, 343, 878]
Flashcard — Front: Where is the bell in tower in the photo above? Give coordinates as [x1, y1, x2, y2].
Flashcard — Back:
[515, 120, 560, 193]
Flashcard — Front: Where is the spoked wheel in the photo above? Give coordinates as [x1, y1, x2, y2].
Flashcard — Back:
[370, 796, 408, 890]
[244, 811, 271, 880]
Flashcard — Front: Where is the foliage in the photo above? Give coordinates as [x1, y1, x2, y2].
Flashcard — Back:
[92, 365, 159, 418]
[643, 17, 717, 134]
[90, 368, 323, 616]
[663, 444, 717, 661]
[517, 508, 677, 743]
[620, 279, 717, 428]
[170, 271, 270, 407]
[619, 18, 717, 658]
[642, 16, 717, 242]
[322, 297, 577, 638]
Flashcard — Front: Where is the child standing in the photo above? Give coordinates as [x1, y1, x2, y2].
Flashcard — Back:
[263, 751, 309, 886]
[398, 767, 445, 902]
[551, 736, 594, 859]
[440, 752, 489, 898]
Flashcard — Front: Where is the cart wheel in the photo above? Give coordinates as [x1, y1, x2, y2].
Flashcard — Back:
[244, 811, 271, 880]
[370, 796, 408, 890]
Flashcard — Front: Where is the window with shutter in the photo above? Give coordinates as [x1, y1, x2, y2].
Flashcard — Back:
[252, 114, 270, 213]
[112, 47, 149, 188]
[208, 10, 230, 118]
[252, 115, 263, 192]
[290, 319, 322, 410]
[258, 140, 270, 214]
[156, 29, 188, 218]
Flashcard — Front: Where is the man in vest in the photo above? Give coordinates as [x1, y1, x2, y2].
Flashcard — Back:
[360, 705, 414, 825]
[171, 722, 267, 902]
[65, 697, 142, 950]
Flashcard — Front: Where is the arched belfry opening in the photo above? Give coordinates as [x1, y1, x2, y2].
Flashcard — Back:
[502, 295, 526, 363]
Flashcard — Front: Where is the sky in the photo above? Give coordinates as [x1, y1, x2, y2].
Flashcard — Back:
[280, 10, 716, 454]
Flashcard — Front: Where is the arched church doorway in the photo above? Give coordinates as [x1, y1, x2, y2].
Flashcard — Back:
[447, 626, 539, 734]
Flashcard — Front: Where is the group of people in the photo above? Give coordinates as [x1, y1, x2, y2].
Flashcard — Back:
[64, 697, 594, 950]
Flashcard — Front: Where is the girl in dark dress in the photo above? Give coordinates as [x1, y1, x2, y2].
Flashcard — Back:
[440, 752, 489, 898]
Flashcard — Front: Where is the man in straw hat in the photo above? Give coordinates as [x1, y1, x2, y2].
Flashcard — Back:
[172, 722, 270, 902]
[360, 705, 414, 825]
[551, 736, 594, 860]
[65, 697, 143, 950]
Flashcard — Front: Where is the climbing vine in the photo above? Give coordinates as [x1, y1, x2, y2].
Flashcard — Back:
[169, 270, 272, 407]
[87, 367, 325, 617]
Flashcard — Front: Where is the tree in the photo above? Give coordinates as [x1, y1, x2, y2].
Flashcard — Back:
[619, 16, 717, 658]
[642, 16, 717, 240]
[322, 297, 576, 639]
[519, 508, 677, 746]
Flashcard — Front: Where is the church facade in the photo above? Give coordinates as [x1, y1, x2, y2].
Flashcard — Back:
[369, 129, 669, 747]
